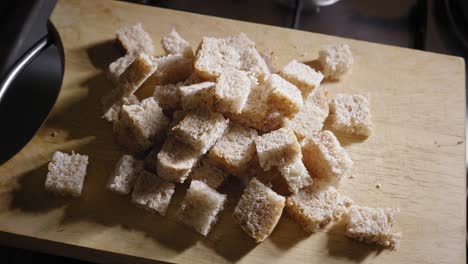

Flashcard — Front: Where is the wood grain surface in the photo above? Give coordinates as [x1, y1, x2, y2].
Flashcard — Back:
[0, 0, 466, 263]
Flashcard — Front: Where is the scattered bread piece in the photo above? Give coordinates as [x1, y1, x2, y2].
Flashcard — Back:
[329, 94, 372, 137]
[178, 180, 227, 236]
[116, 23, 154, 55]
[265, 74, 303, 117]
[345, 205, 401, 249]
[119, 53, 158, 96]
[131, 170, 175, 216]
[285, 183, 353, 232]
[302, 130, 353, 186]
[108, 54, 135, 84]
[255, 127, 301, 171]
[153, 82, 184, 111]
[161, 29, 194, 58]
[45, 151, 89, 197]
[282, 88, 329, 140]
[214, 69, 252, 114]
[179, 82, 216, 111]
[233, 178, 285, 242]
[278, 156, 313, 194]
[318, 44, 353, 80]
[189, 158, 228, 189]
[106, 155, 143, 195]
[279, 60, 324, 97]
[172, 110, 229, 154]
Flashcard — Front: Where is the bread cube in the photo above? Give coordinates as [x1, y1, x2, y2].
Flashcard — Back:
[302, 130, 353, 186]
[112, 117, 146, 154]
[184, 72, 205, 86]
[282, 88, 329, 140]
[265, 74, 303, 117]
[233, 178, 285, 242]
[172, 110, 229, 154]
[278, 157, 313, 194]
[286, 184, 353, 232]
[106, 155, 143, 195]
[279, 60, 324, 97]
[227, 84, 269, 131]
[131, 170, 175, 216]
[119, 53, 158, 96]
[318, 44, 353, 80]
[214, 69, 252, 114]
[161, 29, 194, 58]
[108, 54, 135, 84]
[156, 136, 201, 183]
[116, 23, 154, 55]
[255, 127, 301, 171]
[45, 151, 89, 197]
[178, 180, 227, 236]
[189, 158, 228, 189]
[120, 97, 169, 150]
[208, 123, 258, 175]
[329, 94, 372, 137]
[179, 82, 216, 111]
[102, 92, 139, 123]
[345, 205, 401, 249]
[153, 82, 183, 111]
[260, 50, 277, 73]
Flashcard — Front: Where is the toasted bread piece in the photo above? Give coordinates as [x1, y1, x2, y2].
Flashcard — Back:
[318, 44, 353, 80]
[178, 180, 227, 236]
[282, 87, 329, 140]
[278, 156, 313, 194]
[233, 178, 285, 242]
[208, 123, 258, 175]
[161, 29, 194, 58]
[106, 155, 143, 195]
[302, 130, 353, 186]
[120, 98, 169, 151]
[345, 205, 401, 249]
[179, 82, 216, 111]
[119, 53, 158, 96]
[265, 74, 303, 117]
[255, 127, 301, 171]
[156, 136, 201, 183]
[116, 23, 154, 55]
[131, 170, 176, 216]
[108, 54, 135, 84]
[153, 82, 184, 111]
[286, 183, 353, 232]
[45, 151, 89, 197]
[279, 60, 324, 97]
[189, 157, 228, 189]
[227, 84, 269, 131]
[172, 110, 229, 154]
[329, 94, 372, 137]
[214, 69, 252, 114]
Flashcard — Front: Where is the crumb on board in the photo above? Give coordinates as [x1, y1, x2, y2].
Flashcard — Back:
[376, 183, 381, 189]
[50, 131, 58, 137]
[456, 140, 463, 145]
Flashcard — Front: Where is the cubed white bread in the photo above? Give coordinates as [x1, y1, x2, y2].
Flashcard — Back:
[161, 29, 194, 58]
[131, 170, 176, 216]
[116, 23, 154, 55]
[318, 44, 353, 80]
[106, 155, 143, 195]
[227, 84, 269, 131]
[178, 180, 227, 236]
[265, 74, 303, 117]
[45, 151, 89, 197]
[153, 82, 183, 111]
[189, 158, 228, 189]
[108, 54, 135, 84]
[329, 94, 372, 137]
[345, 205, 401, 249]
[214, 69, 252, 114]
[255, 127, 301, 171]
[285, 183, 353, 232]
[208, 123, 258, 175]
[282, 87, 329, 140]
[194, 34, 269, 81]
[156, 136, 201, 183]
[139, 54, 193, 94]
[233, 178, 285, 242]
[278, 156, 313, 194]
[120, 97, 169, 150]
[102, 92, 139, 123]
[119, 53, 158, 96]
[279, 60, 324, 97]
[179, 82, 216, 111]
[172, 110, 229, 154]
[302, 130, 353, 186]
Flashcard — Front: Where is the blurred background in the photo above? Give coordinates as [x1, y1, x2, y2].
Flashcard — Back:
[0, 0, 467, 262]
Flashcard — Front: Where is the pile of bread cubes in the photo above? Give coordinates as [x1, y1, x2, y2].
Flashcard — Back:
[45, 23, 401, 249]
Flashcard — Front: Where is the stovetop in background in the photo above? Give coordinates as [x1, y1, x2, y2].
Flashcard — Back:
[1, 0, 466, 262]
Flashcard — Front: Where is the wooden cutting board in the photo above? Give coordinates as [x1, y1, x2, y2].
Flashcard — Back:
[0, 0, 465, 263]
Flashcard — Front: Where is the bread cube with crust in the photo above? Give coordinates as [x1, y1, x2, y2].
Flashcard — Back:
[265, 74, 303, 117]
[318, 44, 353, 80]
[278, 157, 313, 194]
[214, 69, 252, 114]
[106, 155, 143, 195]
[119, 53, 158, 96]
[161, 29, 194, 58]
[279, 60, 324, 97]
[116, 23, 154, 55]
[189, 158, 228, 190]
[179, 82, 216, 111]
[153, 82, 184, 111]
[329, 94, 372, 137]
